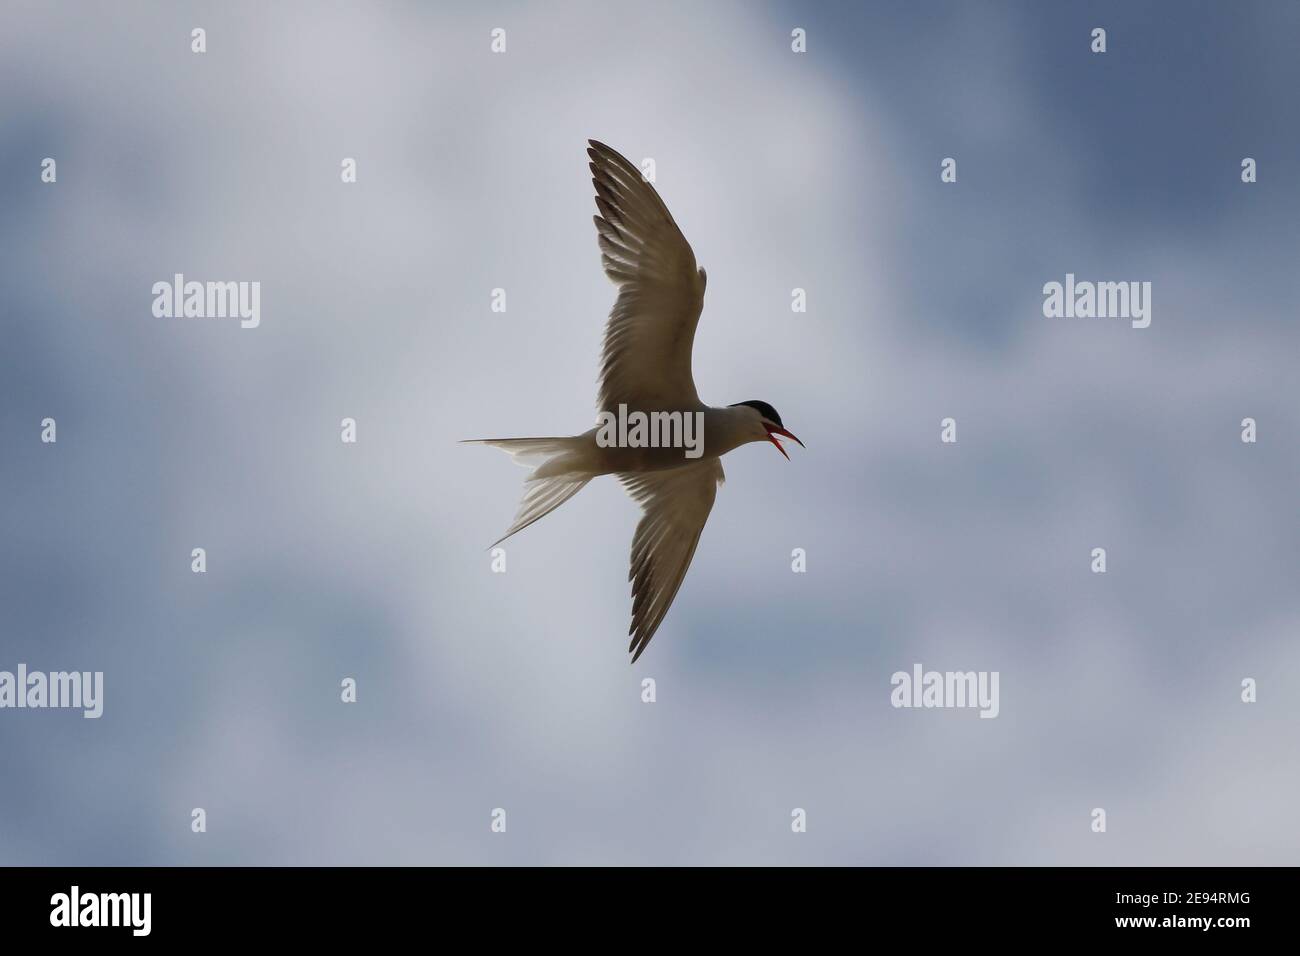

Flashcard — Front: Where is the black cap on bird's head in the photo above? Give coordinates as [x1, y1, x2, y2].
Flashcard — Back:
[732, 400, 784, 427]
[731, 400, 804, 459]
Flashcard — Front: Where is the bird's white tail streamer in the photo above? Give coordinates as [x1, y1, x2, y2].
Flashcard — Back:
[462, 437, 592, 547]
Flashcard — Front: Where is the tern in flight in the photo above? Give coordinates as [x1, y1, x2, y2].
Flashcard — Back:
[467, 140, 802, 662]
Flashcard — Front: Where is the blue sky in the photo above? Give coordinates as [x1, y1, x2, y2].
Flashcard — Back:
[2, 0, 1297, 864]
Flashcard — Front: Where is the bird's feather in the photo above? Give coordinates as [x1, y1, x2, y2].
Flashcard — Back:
[618, 458, 724, 662]
[490, 473, 590, 549]
[462, 438, 593, 547]
[588, 139, 706, 412]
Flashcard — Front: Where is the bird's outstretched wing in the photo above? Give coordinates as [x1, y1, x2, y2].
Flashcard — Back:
[618, 459, 725, 662]
[588, 139, 706, 412]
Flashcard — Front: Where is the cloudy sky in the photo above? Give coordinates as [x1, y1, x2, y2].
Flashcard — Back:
[2, 0, 1298, 864]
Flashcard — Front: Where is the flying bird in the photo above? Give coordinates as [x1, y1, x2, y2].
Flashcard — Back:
[467, 140, 802, 662]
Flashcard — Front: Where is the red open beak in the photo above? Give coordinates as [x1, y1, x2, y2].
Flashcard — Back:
[763, 423, 804, 460]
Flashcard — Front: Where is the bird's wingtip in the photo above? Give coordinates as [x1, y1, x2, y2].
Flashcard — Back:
[628, 629, 649, 663]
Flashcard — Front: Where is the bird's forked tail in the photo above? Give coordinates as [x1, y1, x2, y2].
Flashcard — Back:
[461, 437, 593, 548]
